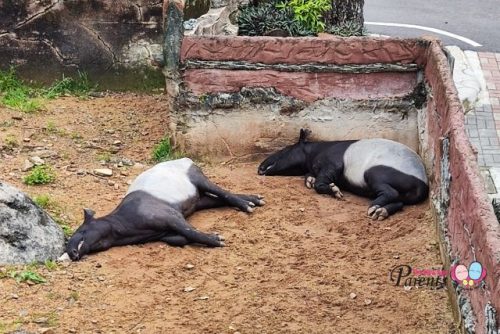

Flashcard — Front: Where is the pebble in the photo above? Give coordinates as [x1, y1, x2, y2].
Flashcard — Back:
[34, 317, 48, 324]
[185, 264, 195, 270]
[11, 293, 19, 299]
[23, 137, 30, 142]
[29, 156, 45, 165]
[364, 299, 372, 305]
[183, 286, 196, 292]
[76, 169, 86, 175]
[299, 207, 305, 212]
[194, 296, 209, 300]
[349, 292, 357, 299]
[94, 168, 113, 177]
[12, 115, 23, 120]
[22, 159, 35, 172]
[113, 140, 122, 146]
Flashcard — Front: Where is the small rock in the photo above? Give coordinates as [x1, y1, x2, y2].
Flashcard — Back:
[97, 276, 105, 281]
[11, 293, 19, 299]
[113, 140, 122, 146]
[105, 129, 115, 134]
[69, 329, 76, 333]
[133, 163, 144, 169]
[22, 159, 35, 172]
[19, 309, 28, 317]
[185, 263, 195, 270]
[120, 170, 129, 176]
[194, 295, 209, 300]
[12, 115, 23, 120]
[364, 299, 372, 305]
[349, 292, 357, 299]
[41, 329, 56, 334]
[57, 253, 71, 262]
[107, 180, 115, 186]
[23, 138, 30, 142]
[404, 286, 412, 291]
[393, 255, 400, 259]
[183, 286, 196, 292]
[299, 207, 305, 212]
[34, 317, 49, 324]
[76, 169, 86, 175]
[94, 168, 113, 177]
[92, 319, 98, 324]
[29, 156, 45, 165]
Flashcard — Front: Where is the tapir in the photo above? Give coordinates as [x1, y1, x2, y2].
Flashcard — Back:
[258, 129, 428, 220]
[66, 158, 264, 261]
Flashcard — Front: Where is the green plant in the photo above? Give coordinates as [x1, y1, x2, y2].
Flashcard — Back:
[97, 151, 112, 162]
[238, 1, 314, 36]
[277, 0, 331, 33]
[42, 71, 94, 99]
[34, 194, 53, 209]
[326, 20, 365, 37]
[0, 67, 42, 112]
[23, 165, 56, 185]
[3, 134, 18, 148]
[0, 67, 96, 112]
[10, 270, 46, 284]
[69, 291, 79, 301]
[152, 136, 182, 162]
[44, 260, 58, 271]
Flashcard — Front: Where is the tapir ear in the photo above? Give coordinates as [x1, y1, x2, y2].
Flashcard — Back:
[83, 208, 95, 222]
[299, 128, 311, 142]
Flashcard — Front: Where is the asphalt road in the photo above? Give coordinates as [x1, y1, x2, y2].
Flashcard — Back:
[364, 0, 499, 52]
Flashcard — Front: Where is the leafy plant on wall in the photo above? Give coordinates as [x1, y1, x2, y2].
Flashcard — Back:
[276, 0, 331, 33]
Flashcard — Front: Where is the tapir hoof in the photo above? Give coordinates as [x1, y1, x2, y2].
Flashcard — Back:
[367, 205, 380, 217]
[329, 183, 344, 199]
[368, 206, 389, 220]
[305, 176, 316, 189]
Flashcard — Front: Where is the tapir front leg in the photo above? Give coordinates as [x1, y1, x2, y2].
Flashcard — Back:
[313, 167, 344, 199]
[167, 214, 225, 247]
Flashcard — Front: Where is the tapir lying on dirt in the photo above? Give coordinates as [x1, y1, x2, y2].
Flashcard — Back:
[66, 158, 264, 261]
[258, 129, 428, 220]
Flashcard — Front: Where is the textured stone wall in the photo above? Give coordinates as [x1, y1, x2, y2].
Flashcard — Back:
[0, 0, 164, 89]
[423, 38, 500, 333]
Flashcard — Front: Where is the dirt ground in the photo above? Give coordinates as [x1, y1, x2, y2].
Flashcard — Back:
[0, 94, 456, 333]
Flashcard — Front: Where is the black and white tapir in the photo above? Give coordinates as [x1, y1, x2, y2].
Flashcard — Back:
[66, 158, 264, 261]
[258, 129, 428, 220]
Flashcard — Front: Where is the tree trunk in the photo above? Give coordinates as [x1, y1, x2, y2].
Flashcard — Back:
[326, 0, 364, 30]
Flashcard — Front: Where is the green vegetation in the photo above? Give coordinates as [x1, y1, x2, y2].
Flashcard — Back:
[69, 291, 79, 301]
[277, 0, 331, 33]
[238, 1, 314, 36]
[97, 151, 112, 163]
[23, 165, 56, 185]
[326, 20, 365, 37]
[10, 270, 46, 284]
[32, 194, 74, 237]
[43, 72, 93, 99]
[152, 136, 183, 162]
[0, 67, 95, 112]
[33, 194, 54, 209]
[3, 134, 18, 148]
[44, 259, 58, 271]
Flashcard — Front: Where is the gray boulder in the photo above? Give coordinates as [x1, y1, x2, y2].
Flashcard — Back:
[0, 182, 65, 264]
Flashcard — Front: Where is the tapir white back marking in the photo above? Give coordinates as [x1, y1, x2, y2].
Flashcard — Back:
[343, 139, 427, 188]
[126, 158, 197, 204]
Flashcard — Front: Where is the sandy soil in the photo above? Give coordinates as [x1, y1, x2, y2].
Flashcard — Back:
[0, 94, 456, 333]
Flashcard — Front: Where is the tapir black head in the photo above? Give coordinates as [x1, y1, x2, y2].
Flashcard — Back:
[258, 129, 310, 176]
[66, 209, 110, 261]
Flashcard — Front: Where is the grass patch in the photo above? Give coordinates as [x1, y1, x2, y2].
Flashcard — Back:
[0, 67, 95, 112]
[97, 151, 112, 163]
[44, 259, 58, 271]
[43, 71, 93, 99]
[152, 136, 183, 162]
[3, 134, 18, 148]
[23, 165, 56, 185]
[32, 194, 74, 237]
[10, 270, 46, 284]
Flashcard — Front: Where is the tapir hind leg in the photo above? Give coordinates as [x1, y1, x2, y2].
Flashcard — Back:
[165, 214, 225, 247]
[367, 183, 400, 220]
[189, 166, 264, 213]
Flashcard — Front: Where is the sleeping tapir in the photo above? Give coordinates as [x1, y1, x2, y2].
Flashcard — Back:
[258, 129, 428, 220]
[66, 158, 264, 261]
